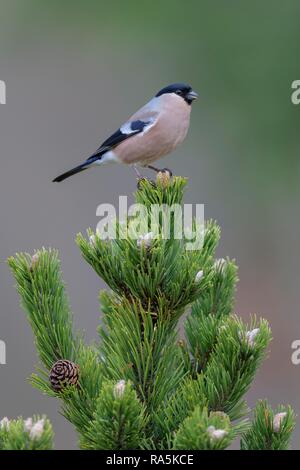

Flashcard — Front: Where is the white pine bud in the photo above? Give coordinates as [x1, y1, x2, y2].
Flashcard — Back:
[211, 429, 228, 440]
[30, 253, 40, 269]
[273, 412, 287, 433]
[245, 328, 260, 347]
[195, 270, 204, 283]
[0, 417, 10, 430]
[157, 170, 171, 188]
[29, 419, 45, 440]
[114, 380, 126, 398]
[207, 425, 228, 440]
[24, 417, 33, 432]
[89, 234, 96, 247]
[137, 232, 154, 249]
[214, 258, 227, 273]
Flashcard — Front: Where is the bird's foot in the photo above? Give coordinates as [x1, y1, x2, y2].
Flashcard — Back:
[137, 177, 156, 190]
[159, 168, 173, 177]
[133, 164, 143, 179]
[147, 165, 173, 177]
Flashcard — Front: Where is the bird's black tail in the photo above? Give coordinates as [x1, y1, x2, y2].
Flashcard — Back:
[52, 163, 88, 182]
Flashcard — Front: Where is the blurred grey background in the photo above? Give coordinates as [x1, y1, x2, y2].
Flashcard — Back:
[0, 0, 300, 449]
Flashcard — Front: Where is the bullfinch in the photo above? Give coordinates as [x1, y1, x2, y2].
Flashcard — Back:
[53, 83, 198, 182]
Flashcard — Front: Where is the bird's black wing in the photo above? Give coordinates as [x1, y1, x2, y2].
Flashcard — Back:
[53, 120, 153, 182]
[86, 120, 151, 161]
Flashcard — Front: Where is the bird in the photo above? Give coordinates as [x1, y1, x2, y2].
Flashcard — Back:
[53, 83, 198, 182]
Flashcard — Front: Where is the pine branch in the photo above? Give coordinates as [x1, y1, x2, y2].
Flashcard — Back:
[241, 401, 296, 450]
[183, 258, 238, 375]
[173, 407, 236, 450]
[81, 380, 147, 450]
[8, 249, 78, 368]
[156, 315, 271, 443]
[0, 416, 53, 450]
[76, 224, 217, 321]
[76, 177, 220, 321]
[8, 250, 103, 447]
[201, 315, 272, 417]
[98, 293, 185, 430]
[135, 175, 188, 208]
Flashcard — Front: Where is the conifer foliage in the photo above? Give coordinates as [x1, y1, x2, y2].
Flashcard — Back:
[0, 416, 53, 450]
[8, 175, 295, 450]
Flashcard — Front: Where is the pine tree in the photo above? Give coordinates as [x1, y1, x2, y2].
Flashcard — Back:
[8, 174, 295, 450]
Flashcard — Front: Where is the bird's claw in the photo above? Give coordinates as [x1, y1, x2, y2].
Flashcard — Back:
[147, 165, 173, 177]
[159, 168, 173, 177]
[137, 177, 156, 190]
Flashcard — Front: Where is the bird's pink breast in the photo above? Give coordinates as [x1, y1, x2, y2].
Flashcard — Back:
[114, 94, 191, 165]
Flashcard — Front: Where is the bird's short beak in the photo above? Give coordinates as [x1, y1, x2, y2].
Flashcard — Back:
[187, 90, 198, 101]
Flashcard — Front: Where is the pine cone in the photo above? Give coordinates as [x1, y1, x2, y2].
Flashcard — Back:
[49, 359, 79, 392]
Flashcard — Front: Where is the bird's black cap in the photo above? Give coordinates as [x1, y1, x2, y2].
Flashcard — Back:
[155, 83, 198, 104]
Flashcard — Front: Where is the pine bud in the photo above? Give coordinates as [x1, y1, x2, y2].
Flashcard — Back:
[245, 328, 260, 347]
[214, 258, 227, 273]
[0, 417, 10, 430]
[137, 232, 154, 249]
[207, 425, 228, 440]
[114, 380, 126, 398]
[24, 417, 33, 432]
[89, 234, 96, 247]
[30, 253, 40, 270]
[211, 429, 228, 440]
[29, 419, 45, 440]
[195, 270, 204, 283]
[157, 170, 171, 188]
[273, 412, 287, 433]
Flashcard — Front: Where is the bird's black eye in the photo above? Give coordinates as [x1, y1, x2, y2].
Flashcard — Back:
[175, 89, 182, 95]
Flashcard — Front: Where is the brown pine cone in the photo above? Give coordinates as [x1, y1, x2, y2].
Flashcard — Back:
[49, 359, 79, 392]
